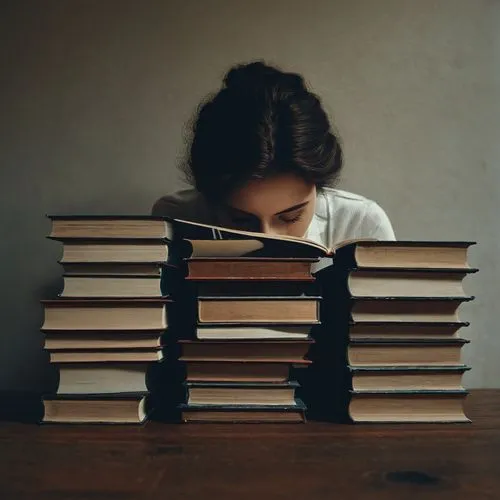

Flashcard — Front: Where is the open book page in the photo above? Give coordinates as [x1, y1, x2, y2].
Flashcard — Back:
[174, 218, 378, 258]
[173, 218, 330, 257]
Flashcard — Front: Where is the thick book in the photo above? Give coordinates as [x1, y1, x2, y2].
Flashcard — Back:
[44, 330, 164, 350]
[182, 359, 310, 383]
[41, 298, 171, 331]
[184, 381, 299, 406]
[197, 296, 320, 324]
[348, 390, 470, 423]
[349, 365, 470, 391]
[334, 241, 476, 270]
[349, 297, 473, 323]
[344, 268, 476, 298]
[185, 257, 317, 281]
[60, 275, 163, 298]
[49, 349, 164, 363]
[193, 281, 319, 297]
[55, 362, 150, 394]
[179, 339, 313, 362]
[61, 262, 163, 276]
[348, 321, 469, 340]
[196, 324, 314, 340]
[58, 240, 170, 264]
[347, 338, 469, 366]
[48, 216, 174, 240]
[42, 393, 149, 424]
[179, 399, 307, 423]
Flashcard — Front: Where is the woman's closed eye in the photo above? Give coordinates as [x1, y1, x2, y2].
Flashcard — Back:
[279, 211, 304, 224]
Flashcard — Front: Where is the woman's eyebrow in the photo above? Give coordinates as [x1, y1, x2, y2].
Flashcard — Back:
[223, 205, 255, 217]
[275, 201, 309, 216]
[223, 201, 309, 217]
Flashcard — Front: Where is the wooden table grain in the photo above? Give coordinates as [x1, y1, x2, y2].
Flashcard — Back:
[0, 389, 498, 500]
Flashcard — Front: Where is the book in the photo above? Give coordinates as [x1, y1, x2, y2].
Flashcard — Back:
[48, 216, 173, 240]
[348, 390, 469, 423]
[185, 258, 317, 281]
[196, 324, 313, 340]
[334, 241, 476, 269]
[179, 400, 307, 423]
[350, 297, 473, 323]
[348, 321, 468, 340]
[182, 359, 310, 383]
[49, 349, 164, 363]
[55, 363, 150, 394]
[193, 281, 319, 297]
[42, 393, 148, 424]
[60, 275, 163, 298]
[347, 338, 469, 366]
[349, 365, 470, 391]
[41, 298, 171, 331]
[344, 269, 474, 298]
[44, 331, 164, 350]
[59, 240, 170, 263]
[184, 381, 299, 406]
[179, 339, 313, 362]
[61, 262, 163, 276]
[197, 296, 320, 324]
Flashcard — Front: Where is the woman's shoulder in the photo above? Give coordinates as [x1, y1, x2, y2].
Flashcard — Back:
[316, 187, 395, 241]
[152, 188, 214, 223]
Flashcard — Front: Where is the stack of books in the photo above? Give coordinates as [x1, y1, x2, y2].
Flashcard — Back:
[39, 215, 478, 425]
[312, 241, 477, 423]
[41, 216, 173, 424]
[176, 255, 320, 422]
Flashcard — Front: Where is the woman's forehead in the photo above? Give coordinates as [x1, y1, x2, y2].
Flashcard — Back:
[227, 173, 315, 217]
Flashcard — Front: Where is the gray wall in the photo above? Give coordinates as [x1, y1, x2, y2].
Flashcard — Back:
[1, 0, 498, 391]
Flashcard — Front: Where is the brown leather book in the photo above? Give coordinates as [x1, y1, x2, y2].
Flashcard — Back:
[197, 296, 320, 324]
[348, 390, 469, 423]
[179, 339, 313, 362]
[179, 400, 306, 423]
[347, 338, 469, 366]
[48, 349, 163, 363]
[186, 257, 317, 281]
[44, 330, 164, 350]
[42, 393, 149, 424]
[348, 321, 469, 340]
[350, 297, 473, 323]
[184, 381, 299, 406]
[334, 241, 476, 270]
[182, 359, 311, 383]
[41, 298, 171, 331]
[349, 365, 470, 391]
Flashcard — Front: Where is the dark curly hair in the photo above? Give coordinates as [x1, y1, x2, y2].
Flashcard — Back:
[183, 60, 343, 202]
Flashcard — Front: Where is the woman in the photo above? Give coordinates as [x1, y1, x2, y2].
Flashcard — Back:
[153, 61, 395, 246]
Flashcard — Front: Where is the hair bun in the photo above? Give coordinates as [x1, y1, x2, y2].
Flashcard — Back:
[223, 61, 306, 93]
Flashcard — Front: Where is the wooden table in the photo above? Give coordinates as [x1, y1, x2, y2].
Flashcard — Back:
[0, 389, 498, 500]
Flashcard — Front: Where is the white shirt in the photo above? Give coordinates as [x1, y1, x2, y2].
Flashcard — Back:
[152, 187, 396, 247]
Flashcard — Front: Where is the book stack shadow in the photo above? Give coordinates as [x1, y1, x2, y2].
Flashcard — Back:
[308, 241, 477, 423]
[40, 217, 173, 424]
[173, 255, 321, 423]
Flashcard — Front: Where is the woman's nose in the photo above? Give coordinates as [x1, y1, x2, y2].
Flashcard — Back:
[258, 219, 278, 235]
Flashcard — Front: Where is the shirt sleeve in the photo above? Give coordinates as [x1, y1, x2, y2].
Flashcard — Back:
[360, 201, 396, 241]
[151, 196, 180, 217]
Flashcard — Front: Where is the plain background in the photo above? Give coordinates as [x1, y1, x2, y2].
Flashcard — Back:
[1, 0, 498, 391]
